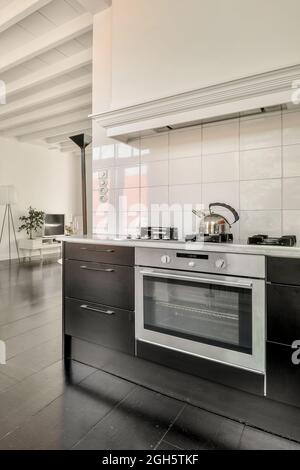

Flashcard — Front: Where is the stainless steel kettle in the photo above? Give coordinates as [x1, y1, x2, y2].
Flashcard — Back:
[193, 202, 239, 235]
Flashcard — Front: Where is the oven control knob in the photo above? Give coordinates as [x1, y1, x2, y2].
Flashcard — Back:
[161, 255, 171, 264]
[215, 258, 226, 269]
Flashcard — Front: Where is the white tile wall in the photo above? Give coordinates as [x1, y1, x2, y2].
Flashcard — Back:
[169, 156, 202, 185]
[169, 183, 202, 208]
[283, 210, 300, 241]
[202, 182, 240, 210]
[283, 144, 300, 177]
[240, 147, 282, 180]
[202, 120, 239, 155]
[202, 152, 239, 182]
[93, 110, 300, 240]
[239, 211, 282, 240]
[283, 177, 300, 209]
[140, 134, 168, 162]
[169, 128, 201, 159]
[240, 179, 282, 210]
[240, 114, 281, 150]
[283, 111, 300, 145]
[140, 160, 168, 187]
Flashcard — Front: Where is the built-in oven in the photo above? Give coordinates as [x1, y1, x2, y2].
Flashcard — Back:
[135, 248, 266, 374]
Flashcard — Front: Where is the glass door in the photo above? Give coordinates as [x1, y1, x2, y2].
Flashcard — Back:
[143, 272, 252, 354]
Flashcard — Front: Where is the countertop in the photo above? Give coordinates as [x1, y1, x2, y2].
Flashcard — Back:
[62, 235, 300, 258]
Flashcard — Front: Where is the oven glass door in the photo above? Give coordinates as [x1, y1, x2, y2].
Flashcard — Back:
[143, 272, 252, 354]
[143, 273, 252, 354]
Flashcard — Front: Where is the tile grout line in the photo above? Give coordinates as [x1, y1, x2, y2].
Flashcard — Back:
[0, 362, 99, 444]
[0, 337, 62, 383]
[1, 316, 62, 343]
[70, 384, 139, 450]
[154, 403, 187, 450]
[237, 424, 246, 450]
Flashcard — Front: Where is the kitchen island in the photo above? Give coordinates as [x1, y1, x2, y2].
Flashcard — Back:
[62, 236, 300, 413]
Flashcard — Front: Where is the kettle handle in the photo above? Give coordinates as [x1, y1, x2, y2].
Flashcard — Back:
[209, 202, 239, 224]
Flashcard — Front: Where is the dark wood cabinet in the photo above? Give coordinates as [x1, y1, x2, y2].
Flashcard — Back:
[267, 342, 300, 408]
[65, 259, 134, 310]
[267, 283, 300, 345]
[64, 242, 134, 266]
[65, 298, 134, 354]
[267, 257, 300, 286]
[266, 256, 300, 408]
[63, 242, 135, 359]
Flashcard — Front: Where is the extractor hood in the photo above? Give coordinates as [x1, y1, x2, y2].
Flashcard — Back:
[91, 64, 300, 142]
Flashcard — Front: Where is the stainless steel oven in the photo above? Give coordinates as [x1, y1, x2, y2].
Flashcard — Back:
[135, 248, 266, 374]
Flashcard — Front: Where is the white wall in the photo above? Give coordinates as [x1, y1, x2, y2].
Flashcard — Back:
[110, 0, 300, 108]
[92, 1, 300, 240]
[0, 137, 81, 260]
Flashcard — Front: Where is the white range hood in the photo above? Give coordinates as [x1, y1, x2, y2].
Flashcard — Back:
[91, 64, 300, 142]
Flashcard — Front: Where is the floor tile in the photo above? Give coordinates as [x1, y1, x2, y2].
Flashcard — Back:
[156, 440, 183, 450]
[0, 370, 135, 450]
[239, 426, 300, 450]
[74, 386, 185, 450]
[164, 405, 244, 450]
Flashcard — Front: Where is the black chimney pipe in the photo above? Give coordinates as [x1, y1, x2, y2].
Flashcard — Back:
[69, 133, 92, 235]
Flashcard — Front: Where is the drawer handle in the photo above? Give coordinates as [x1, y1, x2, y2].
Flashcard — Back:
[80, 265, 114, 272]
[80, 248, 114, 253]
[80, 304, 115, 315]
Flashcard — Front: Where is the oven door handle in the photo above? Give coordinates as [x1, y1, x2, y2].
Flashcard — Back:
[140, 270, 253, 289]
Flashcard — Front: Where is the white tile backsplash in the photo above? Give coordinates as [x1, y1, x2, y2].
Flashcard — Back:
[115, 140, 140, 166]
[140, 186, 169, 209]
[169, 183, 202, 208]
[283, 111, 300, 145]
[283, 210, 300, 241]
[283, 144, 300, 177]
[240, 114, 281, 150]
[240, 147, 282, 180]
[202, 181, 239, 210]
[169, 156, 201, 185]
[202, 152, 239, 182]
[93, 112, 300, 239]
[240, 179, 282, 210]
[114, 165, 140, 189]
[169, 128, 202, 159]
[140, 134, 168, 162]
[202, 120, 239, 155]
[239, 211, 282, 240]
[283, 177, 300, 209]
[115, 188, 141, 212]
[140, 160, 168, 187]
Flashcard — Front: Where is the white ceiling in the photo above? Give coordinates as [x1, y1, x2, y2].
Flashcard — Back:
[0, 0, 110, 154]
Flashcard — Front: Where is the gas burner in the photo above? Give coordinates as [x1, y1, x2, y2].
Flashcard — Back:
[247, 234, 297, 247]
[140, 226, 178, 241]
[185, 233, 233, 243]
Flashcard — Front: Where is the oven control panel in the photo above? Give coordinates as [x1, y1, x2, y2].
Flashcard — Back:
[136, 248, 265, 279]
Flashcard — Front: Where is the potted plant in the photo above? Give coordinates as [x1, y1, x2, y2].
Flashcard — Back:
[19, 207, 45, 240]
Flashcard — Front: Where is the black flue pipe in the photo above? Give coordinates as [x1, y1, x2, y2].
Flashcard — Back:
[69, 133, 92, 235]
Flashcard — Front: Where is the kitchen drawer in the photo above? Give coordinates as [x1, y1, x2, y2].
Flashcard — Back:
[65, 298, 134, 355]
[267, 341, 300, 408]
[65, 259, 134, 310]
[267, 284, 300, 345]
[267, 257, 300, 286]
[64, 242, 134, 266]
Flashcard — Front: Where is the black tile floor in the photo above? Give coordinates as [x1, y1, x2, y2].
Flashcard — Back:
[0, 257, 299, 450]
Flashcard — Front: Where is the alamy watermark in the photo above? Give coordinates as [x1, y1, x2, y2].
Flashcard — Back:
[291, 340, 300, 365]
[291, 79, 300, 105]
[0, 340, 6, 364]
[0, 80, 6, 105]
